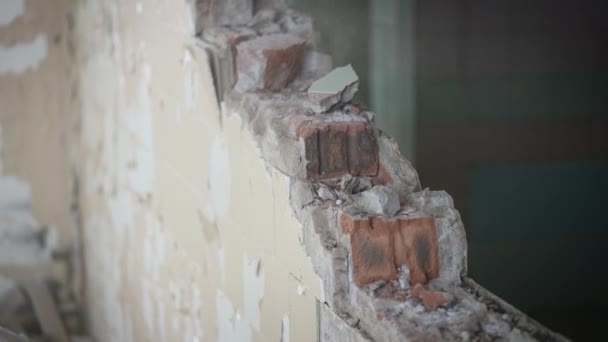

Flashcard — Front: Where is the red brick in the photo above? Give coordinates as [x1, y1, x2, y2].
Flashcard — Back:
[341, 214, 398, 287]
[394, 216, 439, 285]
[235, 34, 306, 92]
[410, 284, 447, 310]
[341, 213, 440, 288]
[297, 120, 378, 180]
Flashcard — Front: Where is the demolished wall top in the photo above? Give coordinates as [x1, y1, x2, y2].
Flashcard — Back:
[199, 3, 568, 341]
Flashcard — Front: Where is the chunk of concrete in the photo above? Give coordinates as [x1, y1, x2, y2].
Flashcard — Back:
[349, 186, 400, 217]
[308, 65, 359, 113]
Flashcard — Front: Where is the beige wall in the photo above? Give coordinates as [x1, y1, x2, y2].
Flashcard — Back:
[0, 0, 77, 244]
[76, 0, 319, 341]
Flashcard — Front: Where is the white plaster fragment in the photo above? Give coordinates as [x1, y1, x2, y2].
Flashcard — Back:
[296, 284, 306, 296]
[209, 135, 231, 218]
[0, 34, 47, 74]
[0, 0, 24, 27]
[243, 255, 264, 331]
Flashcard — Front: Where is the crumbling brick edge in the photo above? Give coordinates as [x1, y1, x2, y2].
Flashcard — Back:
[194, 4, 569, 341]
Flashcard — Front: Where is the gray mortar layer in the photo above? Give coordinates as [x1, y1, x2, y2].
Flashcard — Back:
[205, 12, 568, 341]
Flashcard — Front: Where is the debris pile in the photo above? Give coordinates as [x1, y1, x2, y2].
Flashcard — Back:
[0, 176, 89, 342]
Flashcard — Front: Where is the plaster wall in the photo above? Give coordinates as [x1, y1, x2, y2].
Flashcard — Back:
[0, 0, 77, 244]
[75, 0, 320, 341]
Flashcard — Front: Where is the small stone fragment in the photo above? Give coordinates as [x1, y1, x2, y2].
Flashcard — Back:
[308, 64, 359, 113]
[234, 34, 306, 92]
[350, 186, 400, 217]
[339, 174, 354, 192]
[410, 284, 447, 310]
[317, 185, 337, 201]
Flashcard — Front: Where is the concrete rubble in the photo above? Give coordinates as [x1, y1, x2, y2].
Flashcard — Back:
[0, 176, 90, 342]
[307, 64, 359, 114]
[202, 7, 568, 341]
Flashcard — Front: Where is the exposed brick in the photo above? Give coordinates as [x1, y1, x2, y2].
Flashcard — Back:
[371, 164, 394, 187]
[410, 284, 447, 310]
[341, 214, 397, 287]
[297, 120, 378, 180]
[234, 34, 306, 92]
[394, 216, 439, 285]
[341, 213, 440, 287]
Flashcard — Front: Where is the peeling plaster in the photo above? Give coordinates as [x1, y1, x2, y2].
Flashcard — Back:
[217, 243, 226, 286]
[209, 135, 231, 219]
[0, 175, 31, 210]
[216, 291, 252, 342]
[243, 255, 264, 331]
[0, 35, 48, 74]
[0, 0, 24, 27]
[281, 314, 290, 342]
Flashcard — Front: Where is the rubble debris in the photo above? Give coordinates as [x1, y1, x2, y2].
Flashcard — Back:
[348, 185, 400, 217]
[23, 279, 69, 342]
[0, 176, 90, 341]
[316, 184, 337, 202]
[410, 284, 448, 310]
[234, 34, 306, 92]
[307, 64, 359, 114]
[211, 8, 566, 340]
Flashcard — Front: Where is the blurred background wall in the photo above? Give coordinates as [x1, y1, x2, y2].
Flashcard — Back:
[290, 0, 608, 339]
[0, 0, 78, 245]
